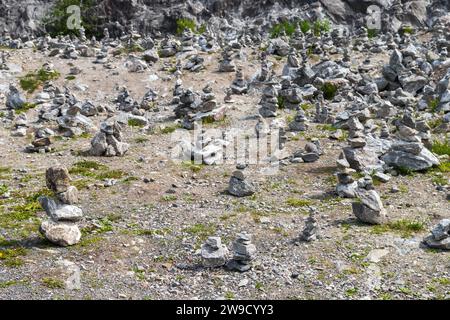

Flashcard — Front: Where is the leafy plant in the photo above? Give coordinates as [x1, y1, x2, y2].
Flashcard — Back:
[313, 19, 330, 36]
[20, 68, 60, 93]
[176, 18, 197, 35]
[299, 20, 311, 34]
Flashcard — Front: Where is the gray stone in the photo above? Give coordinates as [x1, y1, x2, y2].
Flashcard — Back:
[40, 220, 81, 247]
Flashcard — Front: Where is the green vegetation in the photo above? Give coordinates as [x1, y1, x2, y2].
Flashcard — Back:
[181, 161, 203, 173]
[401, 26, 414, 35]
[270, 21, 297, 38]
[299, 20, 311, 34]
[321, 82, 338, 100]
[42, 0, 99, 38]
[128, 118, 146, 127]
[160, 124, 181, 134]
[277, 95, 286, 109]
[428, 98, 440, 113]
[0, 246, 27, 268]
[41, 277, 65, 289]
[431, 139, 450, 156]
[0, 184, 8, 196]
[371, 219, 425, 238]
[65, 75, 76, 81]
[286, 198, 312, 208]
[69, 161, 125, 181]
[176, 18, 205, 35]
[161, 195, 177, 202]
[313, 19, 331, 36]
[20, 68, 60, 93]
[14, 102, 37, 115]
[367, 29, 378, 39]
[183, 223, 216, 242]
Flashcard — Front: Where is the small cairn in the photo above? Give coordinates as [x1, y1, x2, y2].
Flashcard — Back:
[300, 208, 320, 242]
[336, 155, 358, 198]
[228, 170, 256, 197]
[423, 219, 450, 250]
[218, 46, 236, 72]
[89, 120, 129, 157]
[226, 232, 257, 272]
[39, 167, 82, 246]
[352, 176, 386, 225]
[258, 83, 278, 118]
[230, 67, 248, 95]
[201, 236, 229, 268]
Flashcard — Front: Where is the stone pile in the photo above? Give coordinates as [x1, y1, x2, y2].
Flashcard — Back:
[293, 140, 323, 163]
[39, 167, 82, 247]
[258, 83, 278, 118]
[228, 170, 256, 197]
[352, 177, 386, 225]
[288, 107, 309, 132]
[300, 208, 320, 242]
[335, 155, 358, 198]
[218, 46, 236, 72]
[183, 55, 204, 72]
[230, 67, 248, 95]
[201, 236, 229, 268]
[226, 233, 257, 272]
[6, 84, 26, 110]
[89, 120, 129, 157]
[423, 219, 450, 250]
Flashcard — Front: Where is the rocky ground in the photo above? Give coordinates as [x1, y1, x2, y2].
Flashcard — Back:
[1, 13, 450, 300]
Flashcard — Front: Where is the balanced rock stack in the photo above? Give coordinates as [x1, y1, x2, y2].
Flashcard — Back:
[228, 169, 256, 197]
[89, 120, 129, 157]
[39, 167, 82, 246]
[230, 67, 248, 95]
[300, 209, 320, 242]
[226, 233, 257, 272]
[201, 236, 229, 268]
[288, 107, 309, 132]
[218, 46, 236, 72]
[352, 177, 386, 225]
[423, 219, 450, 250]
[259, 83, 278, 118]
[336, 155, 358, 198]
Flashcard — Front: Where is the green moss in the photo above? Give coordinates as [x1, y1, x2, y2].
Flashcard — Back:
[135, 136, 149, 144]
[286, 198, 312, 207]
[128, 118, 145, 127]
[181, 161, 203, 173]
[95, 170, 125, 180]
[20, 68, 60, 93]
[0, 247, 27, 268]
[371, 219, 425, 238]
[160, 124, 181, 134]
[65, 75, 76, 81]
[431, 140, 450, 156]
[161, 195, 177, 202]
[321, 82, 338, 100]
[183, 223, 216, 241]
[41, 277, 65, 289]
[401, 26, 414, 35]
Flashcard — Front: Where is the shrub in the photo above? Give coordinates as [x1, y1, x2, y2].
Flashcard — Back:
[313, 19, 330, 36]
[20, 68, 60, 93]
[270, 21, 297, 38]
[321, 82, 338, 100]
[176, 18, 196, 35]
[299, 20, 311, 34]
[367, 29, 378, 39]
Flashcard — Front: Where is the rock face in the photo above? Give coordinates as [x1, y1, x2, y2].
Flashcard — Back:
[3, 0, 447, 39]
[423, 219, 450, 250]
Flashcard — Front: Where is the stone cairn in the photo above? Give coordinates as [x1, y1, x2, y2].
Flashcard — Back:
[201, 236, 229, 268]
[293, 140, 323, 163]
[228, 169, 256, 197]
[226, 232, 257, 272]
[230, 67, 248, 95]
[218, 46, 236, 72]
[336, 155, 358, 198]
[0, 50, 9, 70]
[89, 120, 129, 157]
[39, 167, 82, 247]
[352, 176, 386, 225]
[259, 83, 278, 118]
[288, 106, 309, 132]
[423, 219, 450, 250]
[300, 208, 320, 242]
